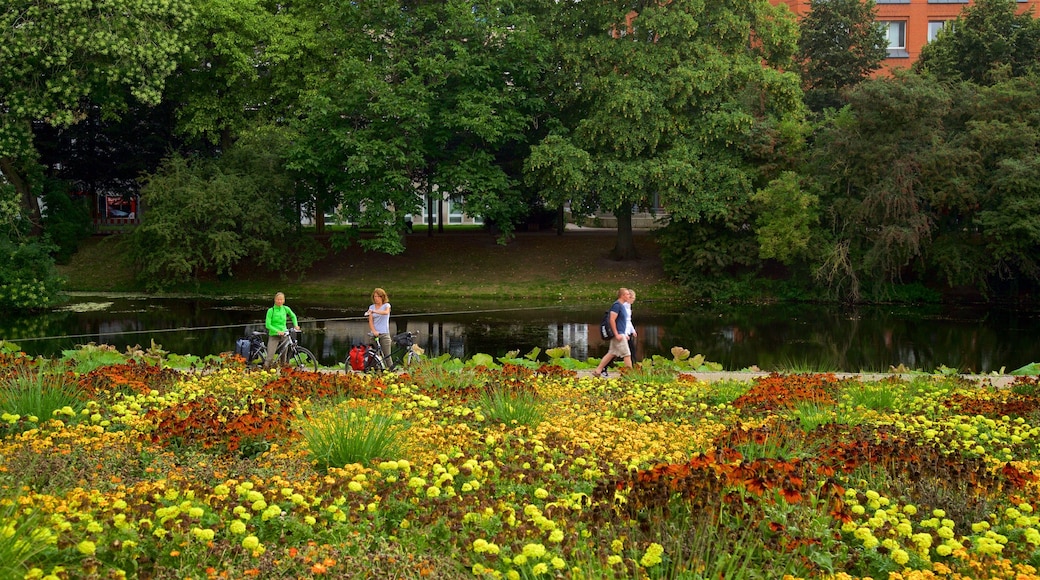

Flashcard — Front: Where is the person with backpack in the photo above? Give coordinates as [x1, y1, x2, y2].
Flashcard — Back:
[592, 287, 632, 377]
[264, 292, 300, 368]
[366, 287, 393, 368]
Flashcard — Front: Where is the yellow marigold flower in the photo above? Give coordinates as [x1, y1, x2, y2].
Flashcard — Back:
[473, 539, 489, 552]
[77, 540, 96, 555]
[241, 535, 260, 550]
[607, 555, 623, 566]
[936, 544, 953, 556]
[188, 507, 204, 519]
[911, 533, 932, 549]
[865, 490, 880, 501]
[348, 481, 363, 492]
[972, 521, 990, 533]
[513, 554, 528, 566]
[523, 543, 546, 559]
[552, 557, 565, 569]
[891, 548, 910, 566]
[229, 520, 247, 535]
[535, 488, 549, 499]
[611, 539, 624, 553]
[426, 486, 441, 498]
[532, 562, 548, 575]
[506, 571, 520, 580]
[903, 504, 918, 516]
[191, 527, 215, 542]
[639, 543, 664, 567]
[1026, 528, 1040, 545]
[549, 529, 564, 543]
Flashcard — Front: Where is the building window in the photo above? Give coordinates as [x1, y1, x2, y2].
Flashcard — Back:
[876, 0, 910, 3]
[881, 21, 908, 57]
[927, 21, 947, 42]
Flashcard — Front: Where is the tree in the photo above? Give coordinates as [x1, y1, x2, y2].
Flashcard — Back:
[0, 0, 194, 227]
[166, 0, 282, 150]
[0, 175, 63, 310]
[281, 0, 545, 251]
[796, 0, 887, 113]
[915, 0, 1040, 85]
[526, 0, 803, 260]
[807, 73, 952, 301]
[129, 126, 317, 290]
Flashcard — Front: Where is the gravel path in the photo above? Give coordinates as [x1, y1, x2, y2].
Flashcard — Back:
[575, 370, 1024, 388]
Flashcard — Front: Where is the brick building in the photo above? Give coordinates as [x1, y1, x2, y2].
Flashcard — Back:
[771, 0, 1040, 71]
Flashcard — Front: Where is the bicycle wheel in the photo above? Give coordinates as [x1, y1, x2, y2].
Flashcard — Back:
[363, 349, 385, 373]
[251, 345, 268, 368]
[403, 349, 420, 368]
[289, 346, 320, 373]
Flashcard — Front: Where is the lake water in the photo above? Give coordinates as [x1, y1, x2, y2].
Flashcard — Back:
[3, 295, 1039, 373]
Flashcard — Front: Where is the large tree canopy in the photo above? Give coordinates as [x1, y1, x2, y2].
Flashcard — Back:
[0, 0, 194, 225]
[281, 0, 545, 252]
[526, 0, 804, 259]
[796, 0, 887, 113]
[915, 0, 1040, 84]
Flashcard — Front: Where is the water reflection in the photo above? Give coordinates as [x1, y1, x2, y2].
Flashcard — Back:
[2, 296, 1039, 373]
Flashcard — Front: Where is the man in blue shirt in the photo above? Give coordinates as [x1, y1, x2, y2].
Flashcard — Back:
[592, 287, 632, 378]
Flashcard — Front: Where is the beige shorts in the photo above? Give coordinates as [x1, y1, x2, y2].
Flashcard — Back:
[607, 336, 631, 358]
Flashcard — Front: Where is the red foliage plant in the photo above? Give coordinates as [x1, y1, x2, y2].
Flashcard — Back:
[730, 373, 847, 414]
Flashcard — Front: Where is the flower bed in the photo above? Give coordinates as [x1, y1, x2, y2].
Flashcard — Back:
[2, 350, 1040, 579]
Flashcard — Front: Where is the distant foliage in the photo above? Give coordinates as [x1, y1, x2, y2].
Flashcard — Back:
[0, 183, 63, 311]
[130, 127, 321, 290]
[40, 178, 92, 264]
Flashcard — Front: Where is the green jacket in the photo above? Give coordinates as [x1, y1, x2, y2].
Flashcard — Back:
[265, 304, 298, 335]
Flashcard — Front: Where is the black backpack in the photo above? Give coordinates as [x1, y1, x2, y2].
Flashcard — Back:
[599, 310, 614, 340]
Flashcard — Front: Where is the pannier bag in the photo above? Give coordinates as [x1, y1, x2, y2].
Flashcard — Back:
[348, 345, 366, 371]
[599, 311, 614, 341]
[235, 338, 251, 358]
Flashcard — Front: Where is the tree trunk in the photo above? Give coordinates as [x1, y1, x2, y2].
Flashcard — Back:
[610, 204, 638, 260]
[556, 204, 565, 235]
[0, 156, 42, 234]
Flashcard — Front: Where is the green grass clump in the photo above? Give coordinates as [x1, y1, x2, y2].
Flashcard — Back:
[478, 387, 543, 428]
[301, 408, 405, 471]
[0, 361, 83, 430]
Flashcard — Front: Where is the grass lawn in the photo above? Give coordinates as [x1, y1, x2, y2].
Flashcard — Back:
[57, 229, 681, 304]
[2, 349, 1040, 579]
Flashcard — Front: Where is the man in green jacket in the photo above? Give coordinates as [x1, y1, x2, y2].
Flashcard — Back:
[265, 292, 300, 368]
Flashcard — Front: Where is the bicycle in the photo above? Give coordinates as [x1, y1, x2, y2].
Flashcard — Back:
[355, 331, 421, 372]
[250, 329, 320, 372]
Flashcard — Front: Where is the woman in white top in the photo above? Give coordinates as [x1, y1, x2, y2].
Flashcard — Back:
[623, 289, 637, 362]
[367, 288, 392, 366]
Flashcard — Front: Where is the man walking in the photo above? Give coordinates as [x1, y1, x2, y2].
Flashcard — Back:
[593, 287, 632, 377]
